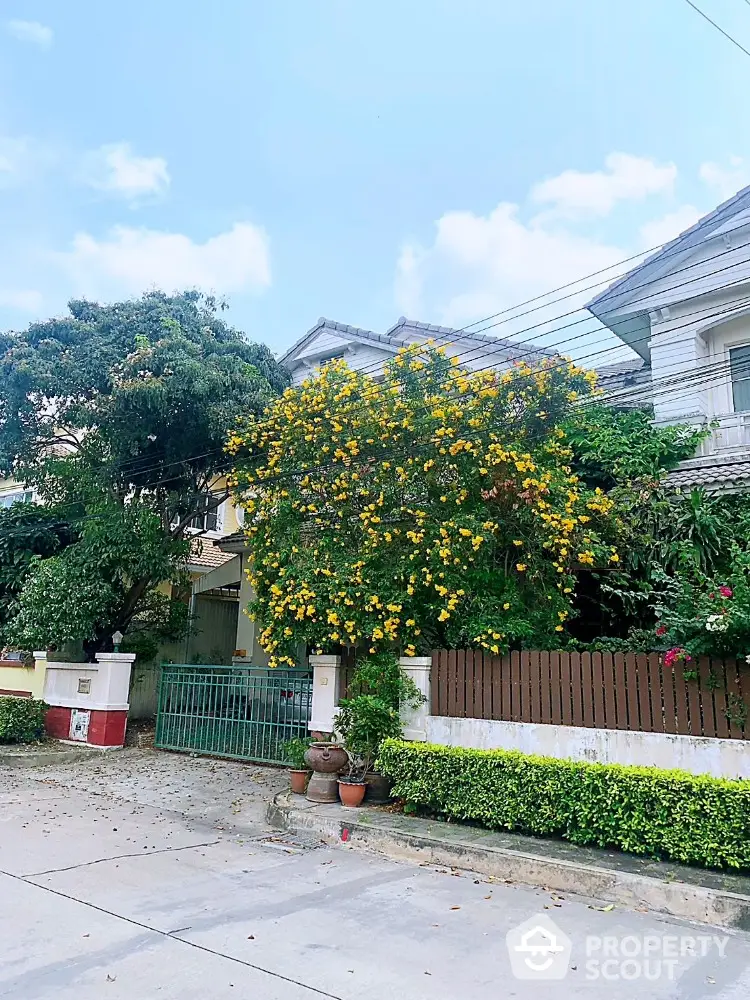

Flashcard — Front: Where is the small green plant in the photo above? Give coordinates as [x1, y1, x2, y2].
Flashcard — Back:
[377, 740, 750, 870]
[335, 653, 422, 780]
[0, 696, 48, 744]
[282, 736, 312, 769]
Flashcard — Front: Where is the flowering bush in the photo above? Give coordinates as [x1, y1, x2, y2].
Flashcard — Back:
[228, 346, 620, 666]
[663, 646, 691, 669]
[654, 546, 750, 660]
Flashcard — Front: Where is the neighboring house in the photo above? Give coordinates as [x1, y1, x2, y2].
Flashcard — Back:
[279, 315, 556, 385]
[587, 184, 750, 491]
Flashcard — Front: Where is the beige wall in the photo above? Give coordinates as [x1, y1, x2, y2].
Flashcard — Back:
[0, 659, 46, 699]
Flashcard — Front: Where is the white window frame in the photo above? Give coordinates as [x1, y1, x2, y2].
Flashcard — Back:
[0, 489, 34, 509]
[184, 495, 226, 537]
[728, 342, 750, 414]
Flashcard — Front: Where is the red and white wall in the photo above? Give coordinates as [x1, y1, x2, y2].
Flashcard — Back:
[33, 651, 136, 748]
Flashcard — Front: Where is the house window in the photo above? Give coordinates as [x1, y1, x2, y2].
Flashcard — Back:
[190, 495, 222, 533]
[730, 346, 750, 412]
[0, 490, 32, 509]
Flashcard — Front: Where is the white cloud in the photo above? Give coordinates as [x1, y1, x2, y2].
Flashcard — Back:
[5, 19, 52, 48]
[531, 152, 676, 218]
[83, 142, 170, 200]
[0, 134, 58, 187]
[699, 157, 750, 202]
[0, 136, 32, 185]
[57, 223, 271, 299]
[396, 201, 627, 334]
[0, 288, 43, 312]
[639, 205, 703, 248]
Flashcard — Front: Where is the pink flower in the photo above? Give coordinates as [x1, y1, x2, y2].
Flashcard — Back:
[719, 585, 733, 598]
[655, 625, 667, 637]
[663, 647, 689, 669]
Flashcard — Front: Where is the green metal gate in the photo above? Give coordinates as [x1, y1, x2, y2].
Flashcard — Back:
[154, 664, 312, 765]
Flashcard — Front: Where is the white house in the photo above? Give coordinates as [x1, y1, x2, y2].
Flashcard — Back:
[278, 315, 555, 385]
[587, 185, 750, 491]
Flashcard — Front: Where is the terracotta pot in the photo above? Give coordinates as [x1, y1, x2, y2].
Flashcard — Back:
[304, 742, 348, 774]
[338, 780, 367, 807]
[364, 771, 393, 805]
[289, 769, 310, 795]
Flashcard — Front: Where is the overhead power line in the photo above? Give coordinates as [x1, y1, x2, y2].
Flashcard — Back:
[682, 0, 750, 58]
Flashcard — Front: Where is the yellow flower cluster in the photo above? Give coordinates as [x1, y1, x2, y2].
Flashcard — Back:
[228, 345, 618, 664]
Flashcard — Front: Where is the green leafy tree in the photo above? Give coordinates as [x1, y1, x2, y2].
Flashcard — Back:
[565, 405, 705, 489]
[0, 292, 288, 659]
[0, 503, 75, 642]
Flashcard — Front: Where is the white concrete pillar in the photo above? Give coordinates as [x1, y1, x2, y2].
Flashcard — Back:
[233, 555, 269, 665]
[308, 654, 343, 736]
[399, 656, 431, 741]
[94, 652, 137, 709]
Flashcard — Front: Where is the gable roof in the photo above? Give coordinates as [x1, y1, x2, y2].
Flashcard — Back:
[278, 316, 556, 370]
[587, 183, 750, 320]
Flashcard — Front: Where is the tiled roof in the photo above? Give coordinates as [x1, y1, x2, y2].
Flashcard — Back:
[189, 538, 236, 571]
[278, 316, 555, 368]
[595, 358, 652, 400]
[667, 460, 750, 490]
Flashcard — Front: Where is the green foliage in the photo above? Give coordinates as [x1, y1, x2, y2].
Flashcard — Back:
[654, 545, 750, 660]
[281, 736, 313, 769]
[0, 696, 48, 744]
[377, 740, 750, 870]
[565, 405, 705, 489]
[335, 654, 421, 778]
[580, 483, 750, 642]
[0, 503, 75, 641]
[232, 348, 620, 663]
[0, 292, 288, 657]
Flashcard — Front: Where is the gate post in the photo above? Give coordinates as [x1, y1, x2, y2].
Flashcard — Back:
[399, 656, 432, 741]
[308, 654, 343, 737]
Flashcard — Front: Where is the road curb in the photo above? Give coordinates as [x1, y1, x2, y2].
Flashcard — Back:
[268, 791, 750, 930]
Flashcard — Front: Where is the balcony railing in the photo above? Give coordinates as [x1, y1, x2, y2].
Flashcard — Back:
[698, 411, 750, 456]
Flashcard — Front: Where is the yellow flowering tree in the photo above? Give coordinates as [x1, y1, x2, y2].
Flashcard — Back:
[228, 346, 619, 666]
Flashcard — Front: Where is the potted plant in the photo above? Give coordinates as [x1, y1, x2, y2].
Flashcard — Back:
[282, 736, 313, 794]
[337, 749, 369, 807]
[335, 688, 405, 807]
[335, 653, 422, 804]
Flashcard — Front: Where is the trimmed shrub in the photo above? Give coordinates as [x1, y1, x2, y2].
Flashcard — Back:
[376, 739, 750, 870]
[0, 696, 48, 744]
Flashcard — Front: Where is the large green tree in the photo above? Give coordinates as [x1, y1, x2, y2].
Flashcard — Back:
[0, 291, 288, 658]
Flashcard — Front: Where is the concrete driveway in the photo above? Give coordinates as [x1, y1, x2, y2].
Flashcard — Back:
[1, 750, 749, 999]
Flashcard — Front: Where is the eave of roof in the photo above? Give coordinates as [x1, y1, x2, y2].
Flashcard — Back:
[587, 184, 750, 318]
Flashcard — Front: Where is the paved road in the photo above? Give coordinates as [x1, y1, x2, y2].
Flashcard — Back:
[1, 754, 749, 999]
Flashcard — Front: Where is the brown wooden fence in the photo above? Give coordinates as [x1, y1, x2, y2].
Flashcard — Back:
[430, 650, 749, 740]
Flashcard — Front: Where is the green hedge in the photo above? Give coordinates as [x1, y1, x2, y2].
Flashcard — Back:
[0, 696, 48, 744]
[376, 740, 750, 870]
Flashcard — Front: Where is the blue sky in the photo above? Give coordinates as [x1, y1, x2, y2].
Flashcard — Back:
[1, 0, 750, 360]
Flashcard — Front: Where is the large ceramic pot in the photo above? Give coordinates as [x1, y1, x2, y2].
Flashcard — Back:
[364, 771, 393, 805]
[304, 742, 348, 774]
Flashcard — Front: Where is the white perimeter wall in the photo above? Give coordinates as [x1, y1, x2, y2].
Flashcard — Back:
[426, 716, 750, 780]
